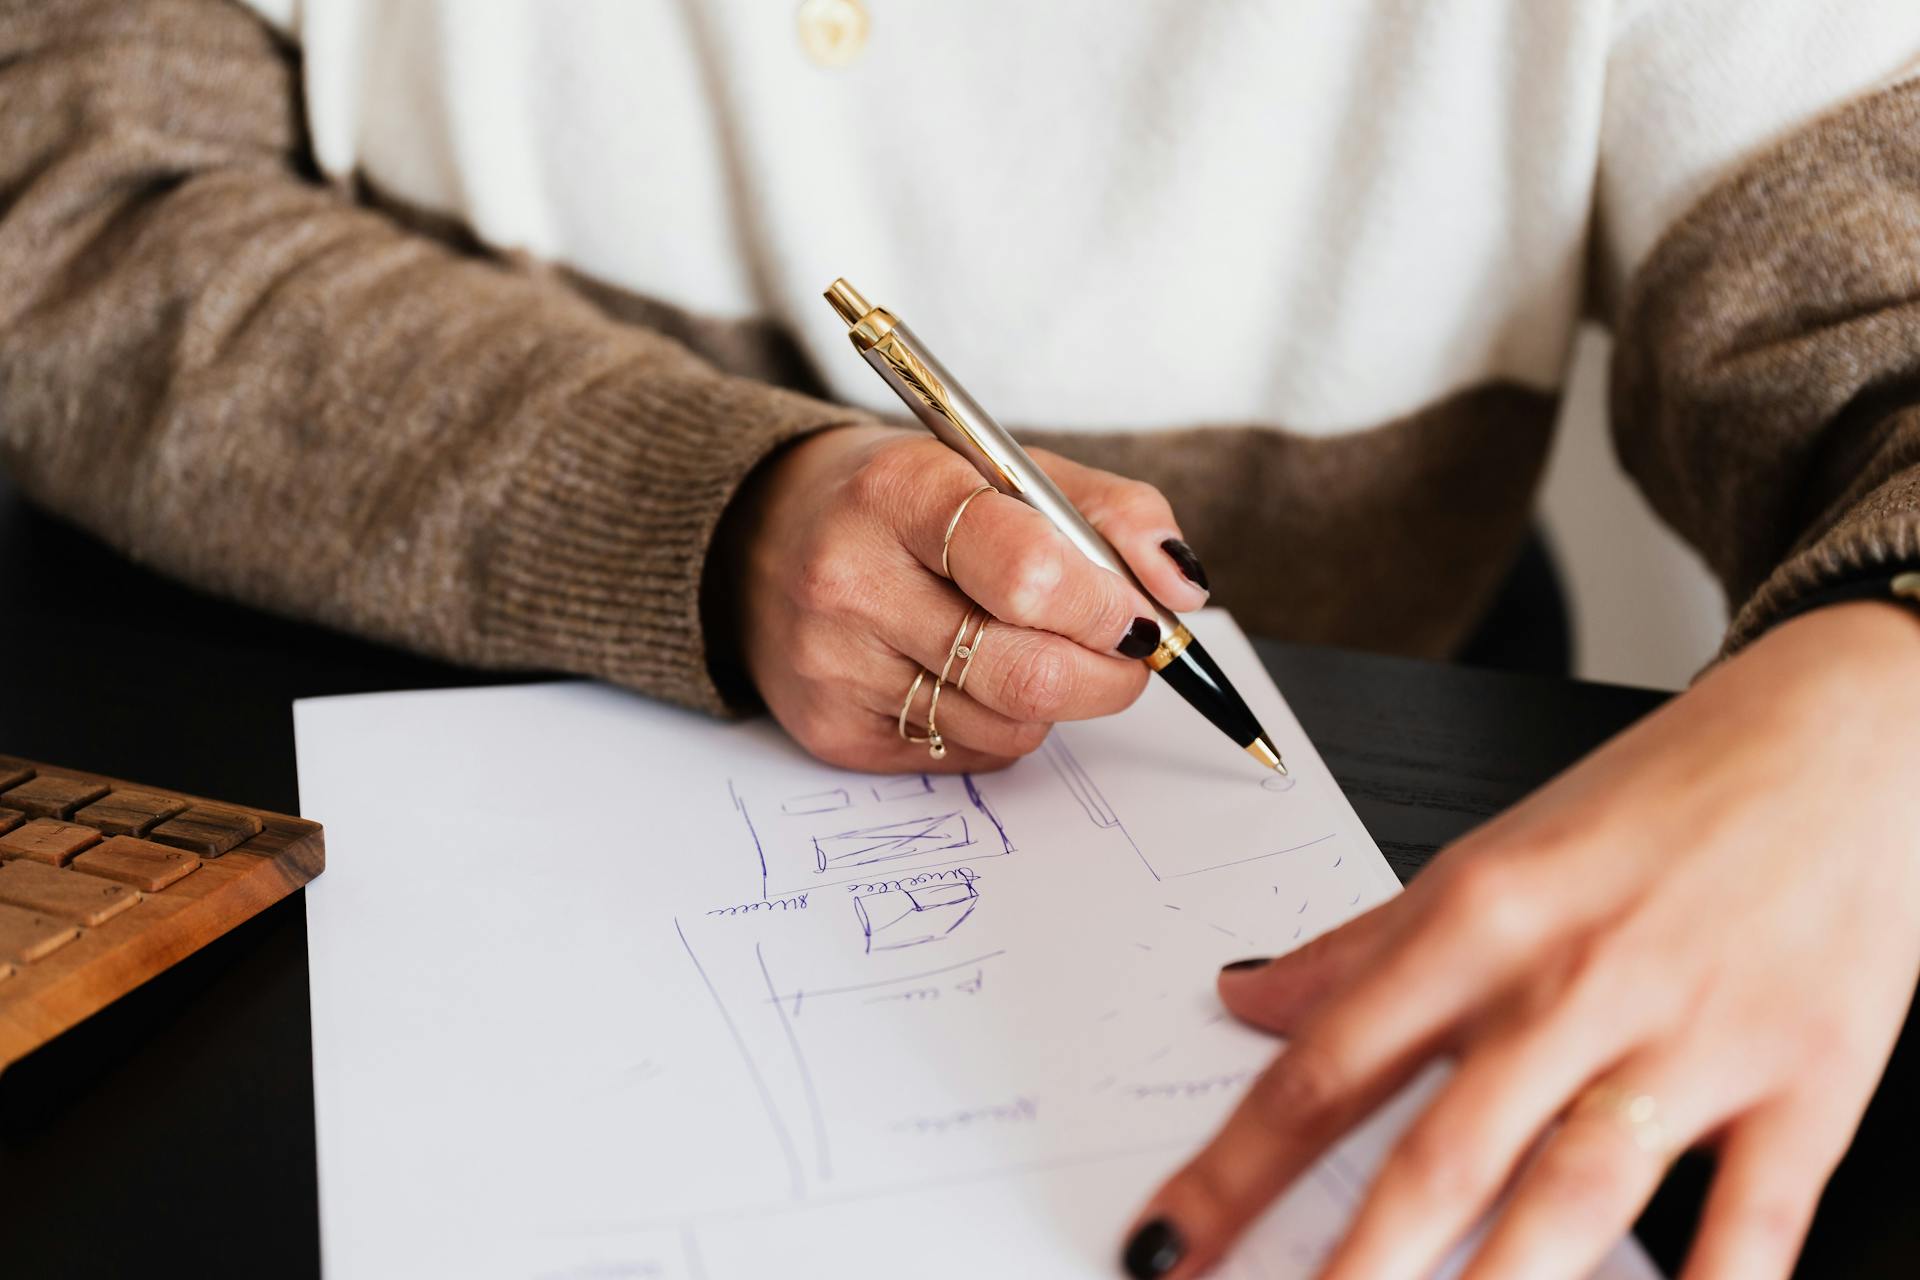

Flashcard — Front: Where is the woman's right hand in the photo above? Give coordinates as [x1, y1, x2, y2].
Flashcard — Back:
[726, 424, 1212, 772]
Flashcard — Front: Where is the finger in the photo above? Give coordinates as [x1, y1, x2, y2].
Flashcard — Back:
[884, 575, 1150, 724]
[1215, 897, 1411, 1034]
[1680, 1100, 1848, 1280]
[1460, 1056, 1713, 1280]
[1123, 884, 1535, 1278]
[1123, 1038, 1426, 1279]
[923, 486, 1162, 656]
[1124, 858, 1568, 1275]
[1212, 836, 1545, 1039]
[1031, 448, 1210, 612]
[862, 655, 1053, 763]
[1319, 963, 1667, 1280]
[809, 703, 1019, 776]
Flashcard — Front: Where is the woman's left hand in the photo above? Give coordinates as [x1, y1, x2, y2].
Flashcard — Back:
[1123, 600, 1920, 1280]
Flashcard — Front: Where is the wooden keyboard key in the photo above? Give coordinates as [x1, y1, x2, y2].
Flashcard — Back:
[71, 836, 200, 892]
[0, 818, 102, 866]
[0, 807, 21, 837]
[73, 789, 189, 837]
[0, 900, 80, 964]
[148, 806, 263, 857]
[0, 860, 139, 926]
[1, 773, 110, 820]
[0, 756, 33, 793]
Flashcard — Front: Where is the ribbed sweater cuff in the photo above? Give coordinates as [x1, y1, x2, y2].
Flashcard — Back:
[1723, 473, 1920, 655]
[476, 361, 871, 715]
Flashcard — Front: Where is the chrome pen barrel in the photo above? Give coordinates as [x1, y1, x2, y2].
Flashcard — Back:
[856, 320, 1182, 638]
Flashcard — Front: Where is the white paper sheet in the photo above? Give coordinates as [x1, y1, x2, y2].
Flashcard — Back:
[297, 611, 1657, 1279]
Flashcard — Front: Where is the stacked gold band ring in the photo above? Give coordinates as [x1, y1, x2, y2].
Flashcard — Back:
[898, 605, 993, 760]
[900, 486, 1001, 760]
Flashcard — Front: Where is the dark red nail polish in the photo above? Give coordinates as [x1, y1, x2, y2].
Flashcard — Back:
[1161, 538, 1210, 592]
[1118, 617, 1160, 659]
[1123, 1218, 1185, 1278]
[1221, 957, 1271, 973]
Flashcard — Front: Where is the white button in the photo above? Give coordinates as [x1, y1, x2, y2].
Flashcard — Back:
[797, 0, 868, 68]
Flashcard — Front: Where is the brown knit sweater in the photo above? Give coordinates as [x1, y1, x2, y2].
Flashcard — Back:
[1, 0, 1917, 714]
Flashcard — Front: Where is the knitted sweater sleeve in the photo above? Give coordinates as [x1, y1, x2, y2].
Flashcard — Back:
[0, 0, 865, 713]
[1597, 0, 1920, 652]
[1608, 77, 1920, 652]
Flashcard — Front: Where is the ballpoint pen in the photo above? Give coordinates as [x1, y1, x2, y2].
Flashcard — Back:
[823, 278, 1287, 776]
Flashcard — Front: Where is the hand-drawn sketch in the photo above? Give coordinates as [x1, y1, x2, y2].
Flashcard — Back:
[852, 875, 979, 952]
[871, 775, 935, 803]
[782, 788, 853, 815]
[1039, 735, 1153, 877]
[299, 619, 1655, 1279]
[1044, 731, 1332, 881]
[734, 773, 1013, 899]
[815, 811, 972, 872]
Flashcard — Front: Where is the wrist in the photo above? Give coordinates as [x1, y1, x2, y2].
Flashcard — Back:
[1758, 596, 1920, 719]
[700, 421, 907, 708]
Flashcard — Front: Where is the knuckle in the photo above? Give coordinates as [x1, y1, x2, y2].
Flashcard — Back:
[1434, 858, 1540, 954]
[1003, 644, 1074, 721]
[844, 443, 912, 513]
[1248, 1039, 1348, 1135]
[1113, 477, 1174, 524]
[999, 542, 1066, 624]
[792, 552, 864, 615]
[1392, 1120, 1491, 1207]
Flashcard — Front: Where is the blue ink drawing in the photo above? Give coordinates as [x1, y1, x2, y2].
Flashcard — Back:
[814, 812, 972, 872]
[1042, 732, 1337, 881]
[871, 774, 935, 803]
[737, 773, 1015, 899]
[853, 878, 980, 952]
[782, 788, 852, 816]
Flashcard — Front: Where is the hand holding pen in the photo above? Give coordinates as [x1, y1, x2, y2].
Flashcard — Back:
[824, 280, 1284, 774]
[715, 404, 1218, 774]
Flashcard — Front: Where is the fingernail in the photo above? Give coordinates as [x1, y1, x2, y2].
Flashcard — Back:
[1117, 617, 1160, 659]
[1220, 957, 1272, 973]
[1161, 538, 1210, 592]
[1123, 1218, 1186, 1279]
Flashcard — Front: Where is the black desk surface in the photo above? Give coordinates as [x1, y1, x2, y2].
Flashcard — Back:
[2, 475, 1912, 1278]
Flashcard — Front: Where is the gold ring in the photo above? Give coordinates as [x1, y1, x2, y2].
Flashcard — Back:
[954, 614, 990, 691]
[1568, 1084, 1669, 1155]
[897, 669, 937, 749]
[941, 484, 996, 579]
[922, 606, 983, 760]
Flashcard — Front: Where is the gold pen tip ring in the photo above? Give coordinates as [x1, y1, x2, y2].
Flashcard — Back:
[1246, 736, 1288, 775]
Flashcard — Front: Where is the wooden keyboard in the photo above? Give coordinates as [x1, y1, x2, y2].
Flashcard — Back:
[0, 755, 323, 1073]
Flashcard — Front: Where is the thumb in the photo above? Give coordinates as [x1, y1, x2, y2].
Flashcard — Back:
[1030, 449, 1211, 613]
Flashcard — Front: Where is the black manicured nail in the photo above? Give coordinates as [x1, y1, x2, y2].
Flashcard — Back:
[1220, 957, 1272, 973]
[1161, 538, 1210, 592]
[1123, 1218, 1186, 1279]
[1118, 617, 1160, 659]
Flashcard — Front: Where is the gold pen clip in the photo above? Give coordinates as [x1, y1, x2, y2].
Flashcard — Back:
[826, 278, 1026, 495]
